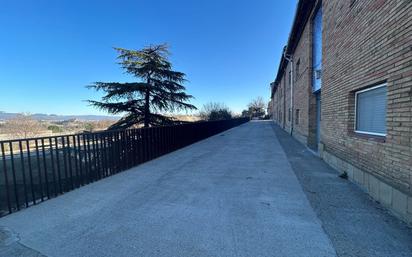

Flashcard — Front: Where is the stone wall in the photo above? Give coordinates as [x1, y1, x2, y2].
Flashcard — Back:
[322, 150, 412, 225]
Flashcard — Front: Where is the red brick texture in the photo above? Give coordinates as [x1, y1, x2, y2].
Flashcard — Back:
[271, 23, 314, 146]
[322, 0, 412, 194]
[270, 0, 412, 195]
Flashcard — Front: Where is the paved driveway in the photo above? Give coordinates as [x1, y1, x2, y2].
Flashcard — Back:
[0, 121, 336, 257]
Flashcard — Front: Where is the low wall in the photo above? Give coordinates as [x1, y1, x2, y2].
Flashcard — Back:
[321, 147, 412, 226]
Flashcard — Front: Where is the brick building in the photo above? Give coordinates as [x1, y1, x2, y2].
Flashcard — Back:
[270, 0, 412, 224]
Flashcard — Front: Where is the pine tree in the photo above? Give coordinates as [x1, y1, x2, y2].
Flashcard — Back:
[88, 44, 197, 129]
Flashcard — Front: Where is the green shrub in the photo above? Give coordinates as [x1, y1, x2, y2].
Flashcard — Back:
[47, 125, 63, 133]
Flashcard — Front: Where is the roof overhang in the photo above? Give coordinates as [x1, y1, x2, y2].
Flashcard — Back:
[274, 0, 317, 85]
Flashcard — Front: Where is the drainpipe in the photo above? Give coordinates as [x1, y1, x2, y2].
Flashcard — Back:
[283, 50, 294, 136]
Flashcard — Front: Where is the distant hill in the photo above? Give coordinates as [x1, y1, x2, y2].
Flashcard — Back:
[0, 112, 120, 121]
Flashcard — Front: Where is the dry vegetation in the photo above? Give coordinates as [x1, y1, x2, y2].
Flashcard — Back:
[1, 114, 43, 139]
[0, 113, 202, 141]
[0, 114, 116, 140]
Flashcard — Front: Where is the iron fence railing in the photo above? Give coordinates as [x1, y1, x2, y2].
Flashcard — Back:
[0, 118, 249, 216]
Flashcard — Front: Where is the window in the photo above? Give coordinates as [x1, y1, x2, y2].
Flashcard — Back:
[295, 109, 300, 125]
[312, 7, 322, 92]
[355, 84, 387, 136]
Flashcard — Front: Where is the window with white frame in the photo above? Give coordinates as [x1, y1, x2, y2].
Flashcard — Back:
[355, 84, 387, 136]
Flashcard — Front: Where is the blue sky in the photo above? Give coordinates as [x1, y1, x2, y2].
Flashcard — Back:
[0, 0, 296, 116]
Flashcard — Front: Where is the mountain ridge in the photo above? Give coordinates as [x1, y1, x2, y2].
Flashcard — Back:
[0, 112, 120, 121]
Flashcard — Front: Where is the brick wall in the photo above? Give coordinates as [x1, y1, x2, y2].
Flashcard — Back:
[322, 0, 412, 195]
[291, 22, 313, 146]
[270, 0, 412, 223]
[271, 7, 316, 147]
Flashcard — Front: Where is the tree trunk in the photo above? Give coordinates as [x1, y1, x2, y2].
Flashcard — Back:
[144, 79, 151, 128]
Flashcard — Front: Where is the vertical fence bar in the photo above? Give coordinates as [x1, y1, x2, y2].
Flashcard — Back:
[91, 134, 98, 180]
[145, 128, 150, 162]
[96, 134, 101, 177]
[99, 133, 105, 177]
[153, 128, 158, 158]
[117, 132, 122, 171]
[137, 130, 143, 164]
[1, 142, 12, 214]
[102, 133, 109, 177]
[156, 127, 160, 157]
[113, 132, 118, 173]
[110, 133, 114, 173]
[112, 132, 116, 173]
[129, 130, 134, 166]
[121, 130, 127, 170]
[41, 139, 50, 199]
[87, 134, 93, 181]
[171, 126, 175, 151]
[72, 135, 79, 188]
[116, 132, 121, 171]
[82, 134, 90, 183]
[127, 130, 131, 168]
[134, 129, 139, 165]
[153, 128, 157, 159]
[141, 129, 146, 162]
[129, 130, 134, 167]
[76, 135, 84, 186]
[124, 130, 129, 169]
[145, 129, 149, 161]
[61, 137, 69, 192]
[149, 128, 153, 161]
[106, 133, 111, 174]
[132, 130, 135, 164]
[89, 133, 94, 179]
[128, 130, 133, 168]
[50, 138, 60, 195]
[110, 132, 116, 174]
[9, 142, 20, 210]
[95, 134, 102, 180]
[18, 141, 29, 207]
[34, 139, 44, 202]
[80, 134, 86, 183]
[169, 126, 173, 152]
[25, 140, 36, 205]
[165, 127, 170, 153]
[122, 130, 126, 170]
[150, 128, 155, 159]
[162, 126, 166, 155]
[157, 127, 160, 156]
[160, 127, 164, 156]
[117, 131, 122, 172]
[124, 130, 128, 169]
[66, 136, 74, 190]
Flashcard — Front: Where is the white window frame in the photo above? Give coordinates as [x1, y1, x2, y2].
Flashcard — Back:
[354, 83, 387, 137]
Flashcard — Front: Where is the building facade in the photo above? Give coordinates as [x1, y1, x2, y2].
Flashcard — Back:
[270, 0, 412, 225]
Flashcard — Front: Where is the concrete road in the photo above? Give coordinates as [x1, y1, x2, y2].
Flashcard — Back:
[272, 125, 412, 257]
[1, 121, 412, 257]
[0, 121, 336, 257]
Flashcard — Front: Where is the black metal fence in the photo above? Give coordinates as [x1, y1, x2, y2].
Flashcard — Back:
[0, 118, 248, 216]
